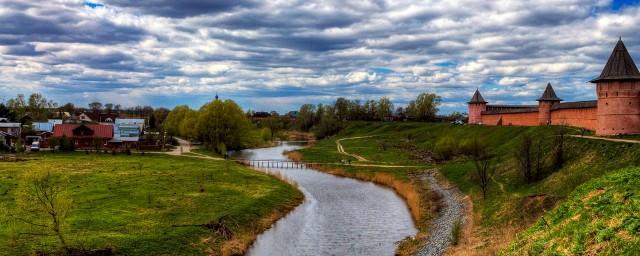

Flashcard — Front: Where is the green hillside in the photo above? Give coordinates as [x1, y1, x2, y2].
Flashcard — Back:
[504, 167, 639, 255]
[296, 121, 640, 253]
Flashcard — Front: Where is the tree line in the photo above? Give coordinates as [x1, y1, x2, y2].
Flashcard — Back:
[296, 92, 441, 138]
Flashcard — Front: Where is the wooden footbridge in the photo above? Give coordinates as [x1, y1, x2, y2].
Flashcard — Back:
[236, 159, 323, 169]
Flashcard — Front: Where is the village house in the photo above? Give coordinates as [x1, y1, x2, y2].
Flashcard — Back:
[109, 118, 145, 148]
[468, 39, 640, 135]
[0, 119, 21, 149]
[27, 119, 63, 148]
[52, 123, 113, 149]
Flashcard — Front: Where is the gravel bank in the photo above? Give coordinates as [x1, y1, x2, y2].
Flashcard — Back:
[416, 171, 466, 256]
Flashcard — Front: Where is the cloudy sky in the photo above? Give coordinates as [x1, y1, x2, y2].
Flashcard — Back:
[1, 0, 640, 113]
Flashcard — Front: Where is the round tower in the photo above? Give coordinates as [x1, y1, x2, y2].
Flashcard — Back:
[468, 89, 487, 124]
[537, 83, 561, 125]
[591, 39, 640, 135]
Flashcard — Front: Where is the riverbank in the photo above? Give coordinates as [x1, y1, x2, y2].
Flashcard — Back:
[0, 152, 303, 255]
[244, 142, 417, 255]
[286, 149, 437, 255]
[293, 121, 640, 255]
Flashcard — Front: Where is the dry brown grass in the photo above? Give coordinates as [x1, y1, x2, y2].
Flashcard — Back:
[445, 195, 524, 256]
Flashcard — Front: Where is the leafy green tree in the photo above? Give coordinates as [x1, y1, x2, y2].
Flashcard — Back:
[376, 97, 394, 121]
[197, 99, 251, 152]
[316, 105, 342, 139]
[407, 92, 441, 121]
[296, 104, 316, 131]
[164, 105, 192, 136]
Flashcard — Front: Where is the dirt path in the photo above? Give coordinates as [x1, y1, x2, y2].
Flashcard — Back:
[165, 137, 224, 160]
[417, 170, 466, 256]
[336, 136, 376, 161]
[569, 135, 640, 144]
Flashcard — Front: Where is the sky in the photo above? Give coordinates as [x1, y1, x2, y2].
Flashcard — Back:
[1, 0, 640, 114]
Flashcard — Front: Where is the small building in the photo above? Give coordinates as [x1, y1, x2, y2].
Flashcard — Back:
[29, 120, 62, 148]
[52, 124, 113, 149]
[0, 122, 22, 149]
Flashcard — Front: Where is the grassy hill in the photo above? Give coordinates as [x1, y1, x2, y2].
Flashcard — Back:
[504, 167, 639, 255]
[296, 121, 640, 254]
[0, 152, 302, 256]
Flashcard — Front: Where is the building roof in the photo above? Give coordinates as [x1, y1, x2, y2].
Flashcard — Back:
[537, 83, 562, 101]
[552, 100, 597, 110]
[0, 123, 21, 128]
[32, 122, 54, 132]
[591, 39, 640, 83]
[468, 89, 487, 103]
[53, 124, 113, 138]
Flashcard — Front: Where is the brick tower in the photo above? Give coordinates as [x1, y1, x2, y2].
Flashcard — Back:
[537, 83, 561, 125]
[468, 89, 487, 124]
[591, 39, 640, 135]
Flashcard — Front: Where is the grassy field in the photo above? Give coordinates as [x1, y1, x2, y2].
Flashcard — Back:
[0, 152, 303, 255]
[296, 121, 640, 255]
[503, 166, 640, 255]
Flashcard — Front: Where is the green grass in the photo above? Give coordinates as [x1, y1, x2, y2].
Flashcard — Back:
[503, 167, 640, 255]
[0, 152, 302, 255]
[297, 121, 640, 252]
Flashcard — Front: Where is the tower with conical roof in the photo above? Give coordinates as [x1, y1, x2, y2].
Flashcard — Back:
[537, 83, 562, 125]
[591, 38, 640, 135]
[468, 89, 487, 124]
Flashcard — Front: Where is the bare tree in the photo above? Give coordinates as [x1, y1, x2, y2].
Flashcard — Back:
[461, 138, 496, 198]
[14, 170, 72, 253]
[553, 125, 567, 170]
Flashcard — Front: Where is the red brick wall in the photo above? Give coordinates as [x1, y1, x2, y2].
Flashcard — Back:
[550, 107, 597, 131]
[481, 112, 539, 126]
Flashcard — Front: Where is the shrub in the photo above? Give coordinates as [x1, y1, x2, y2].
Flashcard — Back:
[434, 136, 457, 160]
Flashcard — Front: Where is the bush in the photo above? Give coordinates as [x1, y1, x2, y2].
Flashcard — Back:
[58, 135, 74, 151]
[434, 136, 458, 160]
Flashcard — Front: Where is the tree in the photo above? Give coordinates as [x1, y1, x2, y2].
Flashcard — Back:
[0, 103, 17, 121]
[334, 98, 350, 121]
[553, 125, 567, 170]
[149, 114, 157, 130]
[6, 94, 27, 118]
[461, 138, 495, 198]
[406, 92, 441, 121]
[164, 105, 192, 137]
[27, 93, 51, 121]
[296, 104, 316, 131]
[376, 97, 394, 121]
[104, 103, 114, 113]
[88, 102, 103, 112]
[316, 105, 342, 139]
[197, 99, 251, 152]
[14, 170, 72, 252]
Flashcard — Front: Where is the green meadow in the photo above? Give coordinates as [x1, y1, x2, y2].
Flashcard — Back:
[0, 152, 303, 255]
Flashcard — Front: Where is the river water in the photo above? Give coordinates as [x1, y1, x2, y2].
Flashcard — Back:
[235, 142, 417, 256]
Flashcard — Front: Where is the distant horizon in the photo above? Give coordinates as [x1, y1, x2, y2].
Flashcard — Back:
[2, 0, 640, 114]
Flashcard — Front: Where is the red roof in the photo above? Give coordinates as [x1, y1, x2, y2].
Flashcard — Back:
[53, 124, 113, 139]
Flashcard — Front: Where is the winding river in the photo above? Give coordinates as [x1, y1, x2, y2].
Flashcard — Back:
[234, 142, 417, 256]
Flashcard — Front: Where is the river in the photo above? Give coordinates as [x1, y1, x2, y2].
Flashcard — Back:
[234, 142, 417, 256]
